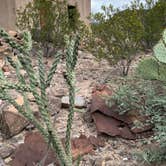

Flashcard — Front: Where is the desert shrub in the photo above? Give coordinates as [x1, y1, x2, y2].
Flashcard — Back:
[107, 78, 166, 164]
[17, 0, 68, 47]
[87, 0, 166, 76]
[132, 0, 166, 48]
[107, 78, 157, 115]
[137, 92, 166, 164]
[0, 28, 80, 166]
[16, 0, 87, 55]
[88, 4, 144, 76]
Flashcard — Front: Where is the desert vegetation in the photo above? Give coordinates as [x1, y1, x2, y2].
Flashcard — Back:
[0, 0, 166, 165]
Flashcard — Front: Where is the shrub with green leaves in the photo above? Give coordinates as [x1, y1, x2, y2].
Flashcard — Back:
[107, 78, 166, 164]
[132, 0, 166, 48]
[107, 78, 156, 115]
[88, 4, 144, 76]
[16, 0, 85, 53]
[0, 28, 80, 166]
[87, 0, 166, 76]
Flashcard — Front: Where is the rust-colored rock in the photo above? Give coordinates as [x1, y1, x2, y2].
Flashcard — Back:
[2, 65, 10, 72]
[11, 132, 58, 166]
[92, 112, 135, 139]
[71, 134, 94, 159]
[91, 85, 132, 124]
[0, 96, 28, 138]
[90, 85, 153, 139]
[11, 132, 104, 166]
[128, 113, 153, 134]
[0, 111, 28, 139]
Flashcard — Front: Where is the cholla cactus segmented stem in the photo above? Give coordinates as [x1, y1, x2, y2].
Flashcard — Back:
[0, 28, 80, 166]
[0, 28, 25, 54]
[65, 35, 79, 161]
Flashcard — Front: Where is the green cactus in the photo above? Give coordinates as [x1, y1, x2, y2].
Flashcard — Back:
[0, 28, 80, 166]
[153, 29, 166, 63]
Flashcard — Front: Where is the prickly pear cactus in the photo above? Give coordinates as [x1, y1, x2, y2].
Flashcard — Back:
[154, 29, 166, 63]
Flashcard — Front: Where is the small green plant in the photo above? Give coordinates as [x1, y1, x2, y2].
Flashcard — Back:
[0, 28, 80, 166]
[107, 79, 156, 115]
[107, 78, 166, 164]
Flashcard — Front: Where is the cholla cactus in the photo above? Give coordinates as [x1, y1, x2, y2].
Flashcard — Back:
[0, 28, 79, 166]
[22, 31, 32, 53]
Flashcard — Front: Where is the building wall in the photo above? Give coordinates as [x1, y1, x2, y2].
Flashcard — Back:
[68, 0, 91, 25]
[0, 0, 16, 29]
[0, 0, 91, 30]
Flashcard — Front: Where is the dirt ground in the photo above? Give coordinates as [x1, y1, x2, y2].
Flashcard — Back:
[0, 50, 156, 166]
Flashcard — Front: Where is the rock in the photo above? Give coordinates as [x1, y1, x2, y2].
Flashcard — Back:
[90, 85, 153, 139]
[2, 65, 10, 72]
[8, 31, 17, 37]
[0, 57, 5, 69]
[0, 96, 28, 138]
[0, 157, 5, 166]
[10, 132, 58, 166]
[27, 93, 35, 102]
[92, 112, 135, 139]
[70, 134, 94, 160]
[0, 144, 14, 159]
[94, 158, 105, 166]
[61, 96, 86, 109]
[76, 80, 92, 99]
[11, 132, 104, 166]
[48, 96, 61, 115]
[129, 114, 153, 134]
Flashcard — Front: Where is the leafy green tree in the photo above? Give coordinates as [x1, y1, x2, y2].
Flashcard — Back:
[16, 0, 85, 55]
[132, 0, 166, 48]
[88, 5, 144, 76]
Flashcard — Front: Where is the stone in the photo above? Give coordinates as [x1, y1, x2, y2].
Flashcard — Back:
[92, 112, 135, 139]
[0, 57, 5, 69]
[27, 93, 35, 102]
[0, 144, 14, 159]
[11, 132, 104, 166]
[76, 80, 92, 99]
[2, 65, 10, 72]
[0, 157, 5, 166]
[90, 85, 153, 139]
[61, 96, 86, 109]
[48, 96, 61, 115]
[10, 132, 58, 166]
[0, 96, 28, 138]
[8, 31, 17, 37]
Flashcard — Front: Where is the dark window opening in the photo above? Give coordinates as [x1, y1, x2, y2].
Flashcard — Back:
[68, 5, 78, 31]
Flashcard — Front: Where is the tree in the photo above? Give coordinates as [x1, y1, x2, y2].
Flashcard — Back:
[16, 0, 84, 55]
[88, 5, 144, 76]
[131, 0, 166, 48]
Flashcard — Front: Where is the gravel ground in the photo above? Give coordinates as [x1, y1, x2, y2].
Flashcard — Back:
[0, 50, 154, 166]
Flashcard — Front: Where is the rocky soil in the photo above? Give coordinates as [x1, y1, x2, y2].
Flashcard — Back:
[0, 50, 154, 166]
